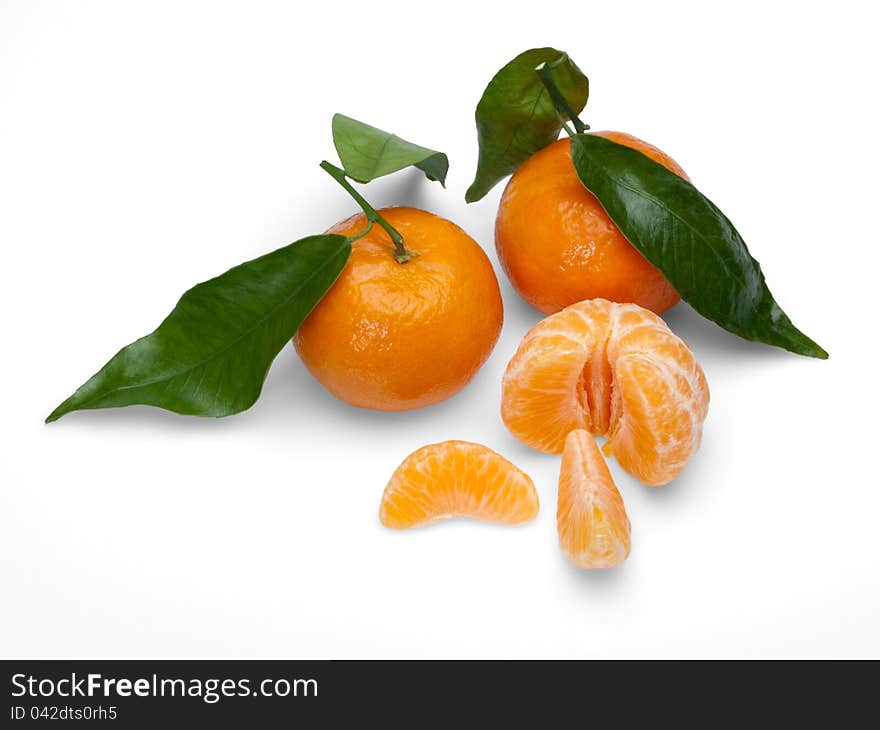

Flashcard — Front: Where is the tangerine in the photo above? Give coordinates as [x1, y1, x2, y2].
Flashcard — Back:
[294, 207, 503, 411]
[495, 132, 688, 315]
[502, 299, 709, 486]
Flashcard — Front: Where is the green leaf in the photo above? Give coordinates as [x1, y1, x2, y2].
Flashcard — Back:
[332, 113, 448, 185]
[465, 48, 588, 203]
[569, 134, 827, 359]
[46, 234, 352, 422]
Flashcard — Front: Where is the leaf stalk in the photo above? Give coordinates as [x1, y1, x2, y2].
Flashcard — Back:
[536, 57, 590, 135]
[319, 161, 417, 263]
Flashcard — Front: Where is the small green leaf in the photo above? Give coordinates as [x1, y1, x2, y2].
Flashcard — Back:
[46, 234, 352, 422]
[465, 47, 588, 203]
[569, 134, 827, 359]
[332, 113, 448, 185]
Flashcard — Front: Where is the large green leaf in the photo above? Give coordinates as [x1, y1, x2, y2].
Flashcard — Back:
[465, 48, 588, 203]
[569, 134, 827, 358]
[332, 113, 448, 185]
[46, 234, 352, 422]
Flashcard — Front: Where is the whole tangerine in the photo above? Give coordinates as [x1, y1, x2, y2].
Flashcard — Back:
[495, 132, 688, 315]
[294, 207, 503, 411]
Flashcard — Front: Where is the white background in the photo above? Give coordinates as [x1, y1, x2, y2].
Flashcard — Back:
[2, 0, 878, 659]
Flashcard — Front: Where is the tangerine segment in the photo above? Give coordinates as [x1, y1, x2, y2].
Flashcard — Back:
[557, 430, 631, 569]
[501, 299, 709, 486]
[380, 441, 539, 529]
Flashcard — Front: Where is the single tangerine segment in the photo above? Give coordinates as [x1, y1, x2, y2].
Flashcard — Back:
[380, 441, 539, 529]
[495, 132, 687, 315]
[558, 430, 631, 569]
[502, 299, 709, 486]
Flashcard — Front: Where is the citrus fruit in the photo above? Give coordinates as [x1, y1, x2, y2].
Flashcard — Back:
[495, 132, 688, 315]
[557, 429, 631, 569]
[380, 441, 539, 529]
[294, 207, 503, 411]
[502, 299, 709, 486]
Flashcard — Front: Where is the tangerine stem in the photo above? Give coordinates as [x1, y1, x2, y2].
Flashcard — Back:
[319, 161, 417, 263]
[557, 115, 576, 138]
[536, 58, 589, 135]
[345, 219, 374, 244]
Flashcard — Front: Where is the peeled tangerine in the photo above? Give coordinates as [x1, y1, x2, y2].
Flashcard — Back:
[502, 299, 709, 486]
[558, 430, 631, 569]
[380, 441, 539, 529]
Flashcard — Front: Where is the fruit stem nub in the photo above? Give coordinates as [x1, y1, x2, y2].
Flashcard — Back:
[319, 161, 417, 263]
[536, 57, 590, 135]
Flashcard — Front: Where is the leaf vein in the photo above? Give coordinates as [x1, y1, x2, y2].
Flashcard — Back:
[598, 171, 748, 289]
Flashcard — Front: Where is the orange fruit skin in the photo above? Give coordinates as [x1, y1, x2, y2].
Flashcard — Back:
[495, 132, 688, 315]
[558, 430, 631, 569]
[380, 441, 539, 529]
[294, 207, 503, 411]
[502, 299, 709, 486]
